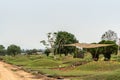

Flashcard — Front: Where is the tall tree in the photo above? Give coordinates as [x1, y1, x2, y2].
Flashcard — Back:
[86, 43, 100, 61]
[40, 32, 57, 48]
[99, 40, 118, 61]
[54, 31, 78, 56]
[87, 40, 118, 61]
[101, 30, 118, 42]
[7, 44, 21, 56]
[47, 32, 57, 48]
[40, 32, 57, 56]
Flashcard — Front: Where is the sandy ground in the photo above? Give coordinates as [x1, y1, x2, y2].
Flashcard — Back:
[0, 61, 55, 80]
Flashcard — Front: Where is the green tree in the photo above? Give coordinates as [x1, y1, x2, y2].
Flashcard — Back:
[44, 49, 51, 56]
[0, 45, 6, 56]
[99, 40, 118, 61]
[40, 40, 49, 48]
[87, 40, 118, 61]
[26, 49, 32, 55]
[86, 43, 100, 61]
[7, 45, 21, 56]
[32, 49, 37, 54]
[54, 31, 78, 56]
[40, 32, 57, 56]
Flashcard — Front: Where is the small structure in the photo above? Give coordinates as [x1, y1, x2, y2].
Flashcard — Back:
[64, 43, 114, 60]
[64, 43, 113, 48]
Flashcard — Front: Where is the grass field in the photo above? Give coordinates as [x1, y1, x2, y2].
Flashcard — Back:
[1, 53, 120, 80]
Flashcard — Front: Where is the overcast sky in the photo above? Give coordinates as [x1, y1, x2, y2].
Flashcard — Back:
[0, 0, 120, 49]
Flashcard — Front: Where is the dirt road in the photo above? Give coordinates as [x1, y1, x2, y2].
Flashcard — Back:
[0, 61, 55, 80]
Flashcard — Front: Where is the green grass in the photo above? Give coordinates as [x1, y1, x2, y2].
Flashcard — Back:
[76, 61, 120, 71]
[1, 54, 120, 80]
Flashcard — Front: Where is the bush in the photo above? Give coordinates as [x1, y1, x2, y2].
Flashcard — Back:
[44, 49, 51, 56]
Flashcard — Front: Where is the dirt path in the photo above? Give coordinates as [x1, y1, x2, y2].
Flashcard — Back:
[0, 61, 55, 80]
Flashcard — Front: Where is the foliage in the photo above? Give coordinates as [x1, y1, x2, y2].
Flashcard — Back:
[44, 49, 51, 56]
[87, 40, 118, 61]
[47, 32, 57, 48]
[26, 49, 32, 55]
[99, 40, 118, 61]
[74, 49, 85, 58]
[40, 40, 49, 48]
[32, 49, 38, 53]
[101, 30, 118, 42]
[7, 44, 21, 56]
[54, 31, 78, 56]
[40, 32, 57, 53]
[86, 43, 100, 61]
[0, 45, 6, 56]
[25, 49, 38, 55]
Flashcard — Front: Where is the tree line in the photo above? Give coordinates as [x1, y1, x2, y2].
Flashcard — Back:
[0, 44, 43, 56]
[41, 30, 118, 61]
[0, 30, 118, 61]
[0, 45, 21, 56]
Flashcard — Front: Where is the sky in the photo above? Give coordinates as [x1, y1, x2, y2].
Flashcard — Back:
[0, 0, 120, 49]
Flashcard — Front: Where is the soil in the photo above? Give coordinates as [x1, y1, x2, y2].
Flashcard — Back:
[0, 61, 55, 80]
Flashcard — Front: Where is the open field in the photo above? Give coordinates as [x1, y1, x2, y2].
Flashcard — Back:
[1, 54, 120, 80]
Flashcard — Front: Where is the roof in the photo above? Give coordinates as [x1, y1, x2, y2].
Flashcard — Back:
[64, 43, 114, 48]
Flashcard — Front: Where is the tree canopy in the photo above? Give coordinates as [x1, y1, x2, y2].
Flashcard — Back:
[7, 44, 21, 56]
[0, 45, 6, 56]
[99, 40, 118, 60]
[25, 49, 38, 55]
[54, 31, 78, 56]
[87, 40, 118, 61]
[40, 32, 57, 56]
